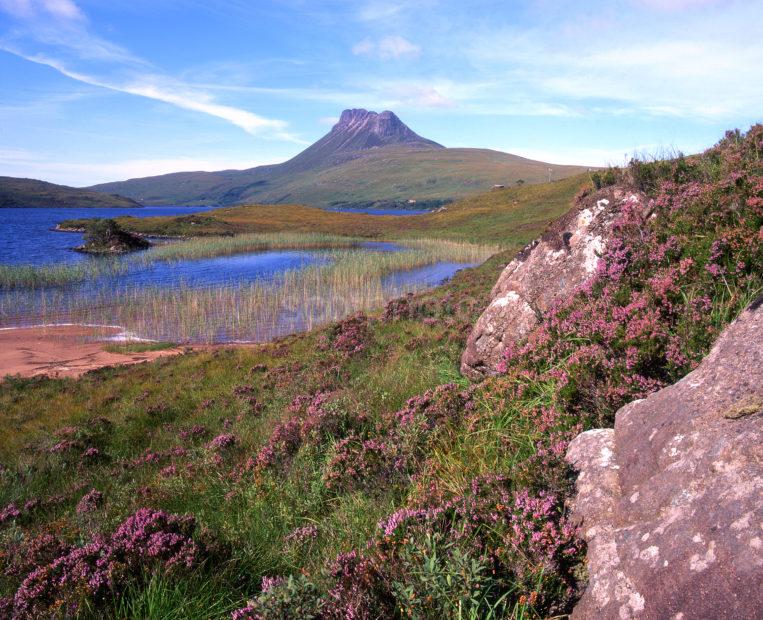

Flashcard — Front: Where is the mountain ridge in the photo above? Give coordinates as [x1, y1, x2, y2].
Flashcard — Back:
[88, 109, 588, 208]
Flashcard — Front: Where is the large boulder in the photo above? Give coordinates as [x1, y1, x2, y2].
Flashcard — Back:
[566, 298, 763, 619]
[460, 187, 646, 379]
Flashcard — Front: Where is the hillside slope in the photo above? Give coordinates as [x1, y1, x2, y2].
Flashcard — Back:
[89, 109, 588, 207]
[1, 126, 758, 618]
[0, 176, 141, 209]
[62, 174, 589, 244]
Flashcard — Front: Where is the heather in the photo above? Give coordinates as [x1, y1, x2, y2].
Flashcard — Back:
[0, 126, 759, 618]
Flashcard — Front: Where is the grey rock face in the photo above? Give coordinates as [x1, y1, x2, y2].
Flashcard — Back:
[460, 187, 646, 379]
[328, 108, 444, 152]
[566, 299, 763, 620]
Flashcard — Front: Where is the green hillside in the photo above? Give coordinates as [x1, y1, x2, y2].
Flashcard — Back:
[235, 146, 586, 207]
[62, 174, 589, 244]
[88, 110, 589, 208]
[0, 176, 141, 209]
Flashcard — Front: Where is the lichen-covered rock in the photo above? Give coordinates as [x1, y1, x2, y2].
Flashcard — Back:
[460, 187, 646, 379]
[566, 298, 763, 620]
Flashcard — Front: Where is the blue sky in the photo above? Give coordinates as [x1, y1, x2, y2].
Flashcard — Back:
[0, 0, 761, 186]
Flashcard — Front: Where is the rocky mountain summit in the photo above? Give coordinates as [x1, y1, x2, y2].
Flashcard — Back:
[461, 186, 647, 378]
[566, 298, 762, 619]
[329, 108, 443, 152]
[277, 108, 443, 173]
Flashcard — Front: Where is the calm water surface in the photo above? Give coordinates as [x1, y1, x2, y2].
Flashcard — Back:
[1, 207, 472, 340]
[0, 206, 216, 266]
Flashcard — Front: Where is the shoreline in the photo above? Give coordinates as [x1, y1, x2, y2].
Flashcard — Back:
[0, 324, 188, 379]
[52, 224, 187, 239]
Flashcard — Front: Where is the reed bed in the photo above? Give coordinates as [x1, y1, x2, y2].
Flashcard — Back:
[0, 233, 361, 290]
[140, 232, 366, 263]
[0, 260, 128, 290]
[0, 239, 499, 342]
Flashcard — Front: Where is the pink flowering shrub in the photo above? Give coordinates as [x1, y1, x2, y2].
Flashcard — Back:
[75, 489, 104, 515]
[322, 436, 404, 493]
[289, 475, 583, 618]
[284, 524, 318, 545]
[246, 391, 364, 474]
[179, 424, 208, 441]
[324, 550, 390, 619]
[393, 382, 474, 430]
[0, 533, 70, 581]
[207, 433, 237, 451]
[10, 508, 206, 618]
[382, 292, 432, 321]
[0, 503, 21, 526]
[319, 313, 372, 356]
[499, 125, 763, 430]
[231, 575, 323, 619]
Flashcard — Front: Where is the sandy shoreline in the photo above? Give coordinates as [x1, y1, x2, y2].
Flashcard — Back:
[0, 325, 186, 379]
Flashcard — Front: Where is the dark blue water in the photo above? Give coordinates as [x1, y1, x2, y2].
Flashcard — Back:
[0, 206, 215, 266]
[118, 250, 332, 291]
[382, 262, 470, 289]
[1, 208, 475, 340]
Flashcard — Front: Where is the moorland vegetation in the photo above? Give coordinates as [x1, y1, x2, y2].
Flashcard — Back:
[0, 126, 760, 618]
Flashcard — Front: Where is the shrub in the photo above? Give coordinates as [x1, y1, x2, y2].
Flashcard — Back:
[232, 575, 324, 620]
[590, 168, 617, 190]
[11, 509, 205, 618]
[320, 313, 372, 356]
[75, 489, 104, 515]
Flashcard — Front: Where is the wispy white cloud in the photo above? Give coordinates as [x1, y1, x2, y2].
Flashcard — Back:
[504, 144, 662, 168]
[632, 0, 720, 10]
[0, 0, 301, 141]
[353, 35, 420, 59]
[0, 148, 284, 185]
[463, 2, 763, 120]
[0, 0, 83, 21]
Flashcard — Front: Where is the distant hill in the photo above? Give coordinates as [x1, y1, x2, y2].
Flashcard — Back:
[0, 176, 141, 209]
[89, 109, 590, 208]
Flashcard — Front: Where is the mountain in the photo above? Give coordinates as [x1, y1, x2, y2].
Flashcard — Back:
[89, 109, 589, 208]
[0, 176, 141, 209]
[283, 108, 443, 172]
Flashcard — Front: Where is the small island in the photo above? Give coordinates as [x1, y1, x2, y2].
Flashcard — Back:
[75, 218, 150, 254]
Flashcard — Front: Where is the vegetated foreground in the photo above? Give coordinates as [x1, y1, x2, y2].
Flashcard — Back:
[0, 126, 760, 618]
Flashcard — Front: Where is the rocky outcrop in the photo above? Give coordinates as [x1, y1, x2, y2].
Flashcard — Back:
[75, 219, 150, 254]
[460, 187, 647, 379]
[566, 299, 763, 619]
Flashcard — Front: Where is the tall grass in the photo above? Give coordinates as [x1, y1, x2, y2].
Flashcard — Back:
[0, 260, 128, 290]
[0, 240, 499, 342]
[141, 232, 366, 263]
[0, 233, 490, 290]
